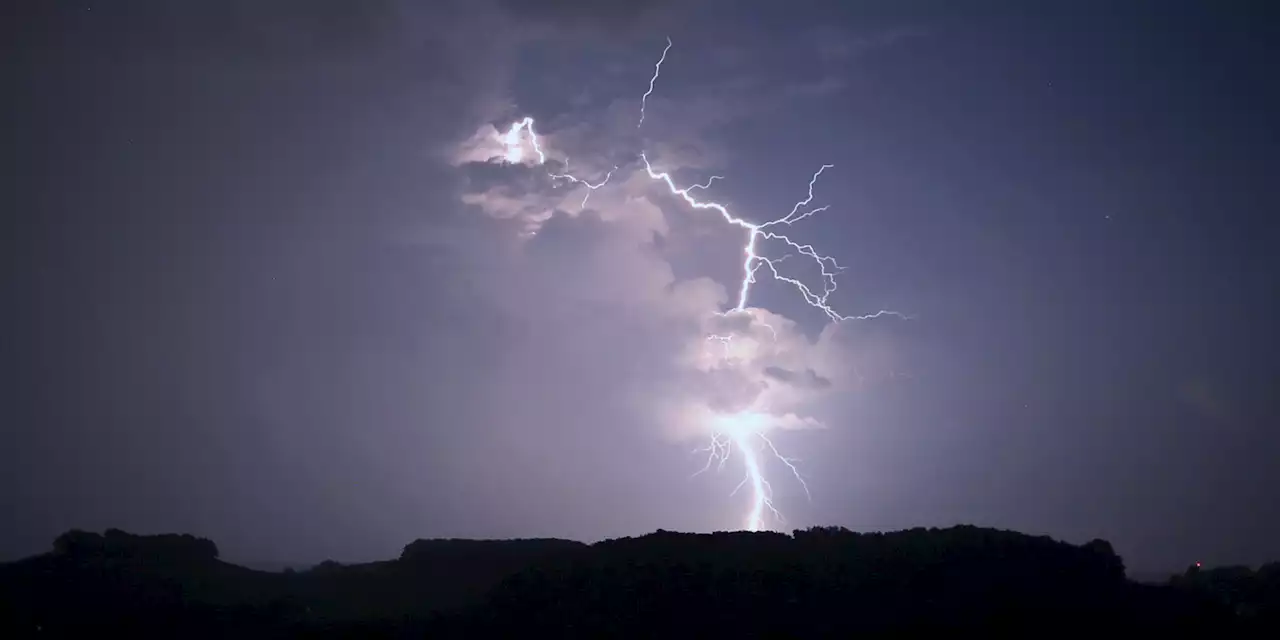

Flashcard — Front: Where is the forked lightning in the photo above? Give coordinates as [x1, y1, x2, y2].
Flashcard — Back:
[497, 38, 905, 532]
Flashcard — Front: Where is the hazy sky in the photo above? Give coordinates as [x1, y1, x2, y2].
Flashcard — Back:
[3, 1, 1277, 574]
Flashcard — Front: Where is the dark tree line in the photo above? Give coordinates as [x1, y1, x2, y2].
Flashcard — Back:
[1172, 561, 1280, 623]
[53, 529, 219, 563]
[0, 525, 1272, 637]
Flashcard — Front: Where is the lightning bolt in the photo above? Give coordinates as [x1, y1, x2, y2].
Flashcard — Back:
[502, 117, 545, 165]
[688, 175, 723, 191]
[641, 156, 907, 323]
[501, 118, 616, 210]
[549, 160, 618, 210]
[691, 415, 812, 532]
[642, 148, 907, 532]
[496, 37, 907, 534]
[637, 37, 673, 129]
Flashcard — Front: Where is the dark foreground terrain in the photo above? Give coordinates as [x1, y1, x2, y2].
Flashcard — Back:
[2, 526, 1276, 637]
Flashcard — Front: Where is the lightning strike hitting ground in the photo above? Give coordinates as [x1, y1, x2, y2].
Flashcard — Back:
[643, 153, 904, 531]
[497, 37, 906, 533]
[692, 412, 813, 531]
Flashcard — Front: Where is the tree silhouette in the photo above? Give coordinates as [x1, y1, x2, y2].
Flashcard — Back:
[2, 526, 1268, 637]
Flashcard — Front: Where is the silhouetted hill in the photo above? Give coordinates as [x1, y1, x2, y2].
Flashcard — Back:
[0, 529, 585, 636]
[0, 525, 1263, 637]
[472, 526, 1217, 635]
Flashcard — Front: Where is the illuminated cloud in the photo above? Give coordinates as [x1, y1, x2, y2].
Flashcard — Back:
[438, 24, 913, 533]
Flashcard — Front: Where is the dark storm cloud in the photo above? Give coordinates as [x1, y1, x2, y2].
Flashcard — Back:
[494, 0, 675, 36]
[764, 366, 833, 391]
[18, 0, 408, 63]
[2, 0, 528, 563]
[458, 159, 561, 199]
[808, 25, 929, 63]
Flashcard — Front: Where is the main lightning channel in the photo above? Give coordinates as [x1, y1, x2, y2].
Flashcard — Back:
[641, 154, 906, 323]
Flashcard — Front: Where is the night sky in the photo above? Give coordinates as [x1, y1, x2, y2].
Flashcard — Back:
[4, 1, 1278, 575]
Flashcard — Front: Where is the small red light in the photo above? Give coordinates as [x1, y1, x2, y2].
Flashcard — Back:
[1195, 562, 1202, 568]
